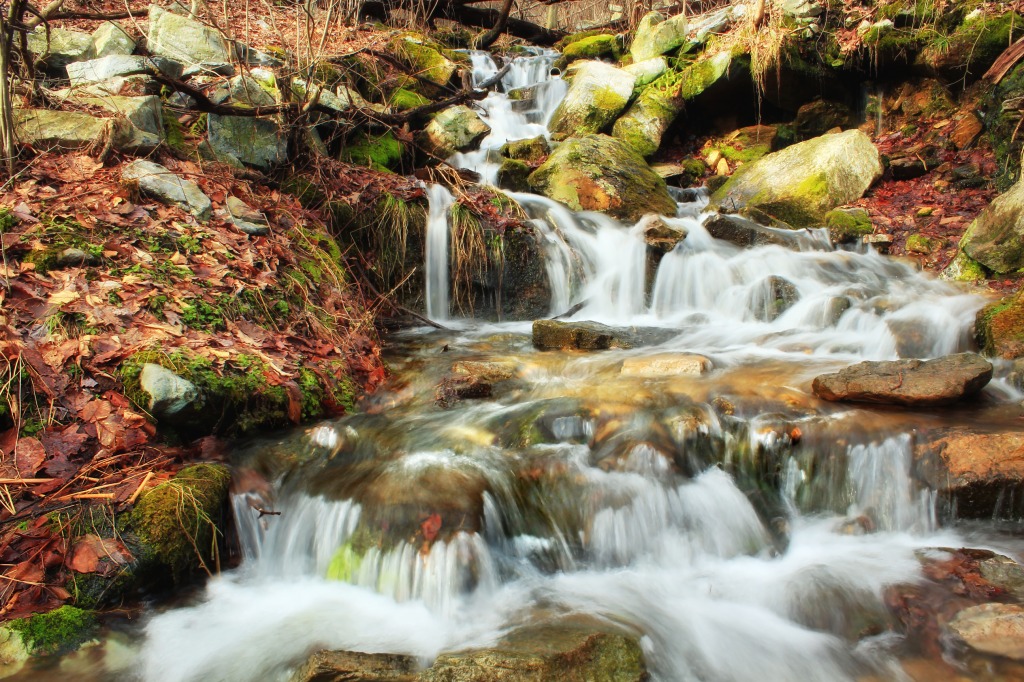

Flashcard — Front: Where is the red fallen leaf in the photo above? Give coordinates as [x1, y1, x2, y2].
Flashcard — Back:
[421, 513, 442, 542]
[80, 399, 113, 423]
[41, 424, 88, 461]
[285, 382, 303, 424]
[13, 437, 46, 477]
[68, 540, 100, 573]
[47, 586, 71, 600]
[0, 428, 17, 457]
[69, 534, 134, 575]
[6, 560, 44, 584]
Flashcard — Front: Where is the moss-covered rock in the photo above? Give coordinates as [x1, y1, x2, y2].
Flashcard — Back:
[548, 61, 636, 141]
[707, 125, 778, 166]
[960, 177, 1024, 274]
[26, 26, 93, 70]
[906, 233, 941, 254]
[976, 289, 1024, 359]
[129, 463, 230, 580]
[916, 10, 1024, 81]
[500, 136, 549, 163]
[629, 10, 688, 63]
[612, 51, 732, 157]
[207, 114, 287, 171]
[390, 33, 457, 89]
[6, 606, 96, 656]
[387, 87, 430, 111]
[984, 61, 1024, 190]
[498, 158, 532, 191]
[709, 130, 882, 228]
[554, 34, 621, 71]
[528, 134, 676, 221]
[342, 129, 404, 172]
[941, 251, 988, 282]
[418, 105, 490, 158]
[824, 207, 873, 244]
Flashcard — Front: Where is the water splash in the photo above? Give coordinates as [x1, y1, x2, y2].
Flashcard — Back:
[425, 184, 454, 321]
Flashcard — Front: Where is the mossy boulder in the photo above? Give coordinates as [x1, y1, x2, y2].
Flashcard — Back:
[128, 463, 230, 580]
[91, 21, 135, 58]
[419, 105, 491, 158]
[342, 129, 404, 172]
[824, 207, 872, 244]
[707, 125, 779, 166]
[709, 130, 883, 228]
[147, 4, 231, 69]
[942, 251, 988, 282]
[390, 33, 457, 89]
[388, 87, 430, 111]
[613, 52, 732, 157]
[527, 134, 676, 221]
[960, 175, 1024, 274]
[421, 621, 647, 682]
[554, 34, 621, 71]
[501, 135, 549, 163]
[629, 10, 688, 63]
[906, 233, 941, 254]
[623, 57, 668, 93]
[26, 26, 93, 70]
[916, 11, 1023, 81]
[548, 61, 635, 141]
[976, 289, 1024, 359]
[498, 158, 532, 191]
[207, 114, 287, 171]
[5, 606, 96, 657]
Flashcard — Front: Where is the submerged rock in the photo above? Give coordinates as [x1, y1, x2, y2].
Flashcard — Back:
[548, 61, 635, 141]
[811, 353, 993, 406]
[948, 603, 1024, 661]
[703, 214, 805, 249]
[421, 621, 647, 682]
[709, 130, 882, 228]
[435, 375, 493, 408]
[959, 176, 1024, 274]
[620, 353, 711, 377]
[533, 319, 675, 350]
[290, 650, 417, 682]
[122, 159, 213, 221]
[527, 134, 676, 221]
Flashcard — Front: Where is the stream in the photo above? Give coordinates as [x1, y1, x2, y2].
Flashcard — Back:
[42, 49, 1024, 682]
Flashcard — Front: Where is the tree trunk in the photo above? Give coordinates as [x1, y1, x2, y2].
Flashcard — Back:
[0, 13, 17, 179]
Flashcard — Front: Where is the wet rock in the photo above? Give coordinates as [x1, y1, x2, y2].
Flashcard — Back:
[824, 207, 872, 244]
[613, 52, 732, 157]
[703, 214, 804, 249]
[620, 353, 711, 377]
[811, 353, 993, 406]
[207, 114, 287, 171]
[147, 4, 232, 70]
[500, 136, 549, 163]
[27, 26, 93, 70]
[979, 553, 1024, 600]
[960, 176, 1024, 274]
[761, 276, 799, 322]
[139, 363, 200, 419]
[641, 215, 687, 253]
[941, 251, 987, 282]
[129, 463, 230, 579]
[122, 159, 213, 221]
[548, 61, 635, 141]
[91, 21, 135, 58]
[420, 105, 491, 158]
[554, 33, 621, 71]
[709, 130, 882, 228]
[915, 430, 1024, 517]
[793, 100, 854, 141]
[976, 289, 1024, 360]
[435, 375, 492, 408]
[533, 319, 675, 351]
[421, 621, 647, 682]
[498, 158, 531, 192]
[629, 11, 688, 62]
[527, 134, 676, 221]
[948, 603, 1024, 660]
[452, 360, 518, 382]
[290, 650, 417, 682]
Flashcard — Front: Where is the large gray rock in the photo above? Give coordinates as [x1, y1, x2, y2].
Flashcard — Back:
[948, 603, 1024, 661]
[613, 52, 732, 157]
[122, 159, 213, 220]
[58, 94, 164, 137]
[14, 109, 105, 150]
[139, 363, 200, 419]
[709, 130, 882, 227]
[959, 177, 1024, 274]
[629, 11, 688, 63]
[215, 72, 278, 107]
[146, 4, 231, 69]
[811, 353, 993, 406]
[207, 115, 287, 171]
[91, 21, 135, 57]
[66, 55, 182, 86]
[527, 134, 676, 221]
[420, 104, 490, 158]
[623, 57, 668, 92]
[548, 61, 635, 141]
[703, 214, 806, 249]
[27, 27, 93, 69]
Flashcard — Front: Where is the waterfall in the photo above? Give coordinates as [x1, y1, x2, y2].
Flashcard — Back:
[425, 184, 453, 322]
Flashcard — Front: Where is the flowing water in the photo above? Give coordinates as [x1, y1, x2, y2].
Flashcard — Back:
[38, 50, 1024, 682]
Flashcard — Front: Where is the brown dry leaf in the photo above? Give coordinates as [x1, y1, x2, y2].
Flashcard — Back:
[80, 400, 113, 423]
[6, 560, 44, 584]
[285, 381, 302, 424]
[14, 437, 46, 477]
[68, 539, 100, 573]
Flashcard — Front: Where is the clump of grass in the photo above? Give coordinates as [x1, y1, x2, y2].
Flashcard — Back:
[449, 200, 488, 315]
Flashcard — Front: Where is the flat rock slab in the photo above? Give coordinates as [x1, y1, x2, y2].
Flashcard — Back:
[948, 603, 1024, 661]
[290, 650, 417, 681]
[122, 159, 212, 221]
[620, 353, 711, 377]
[811, 353, 992, 406]
[533, 319, 676, 350]
[914, 429, 1024, 516]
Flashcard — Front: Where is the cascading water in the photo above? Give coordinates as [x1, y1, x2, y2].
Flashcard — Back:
[93, 46, 1024, 682]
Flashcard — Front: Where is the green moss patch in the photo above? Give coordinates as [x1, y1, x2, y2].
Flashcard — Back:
[8, 606, 96, 656]
[976, 289, 1024, 359]
[343, 130, 404, 172]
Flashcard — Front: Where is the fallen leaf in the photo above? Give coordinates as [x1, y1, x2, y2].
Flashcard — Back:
[421, 513, 442, 542]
